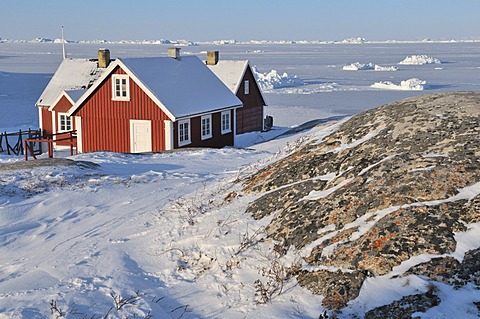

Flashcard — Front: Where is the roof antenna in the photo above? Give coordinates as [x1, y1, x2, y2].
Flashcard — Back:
[61, 26, 67, 60]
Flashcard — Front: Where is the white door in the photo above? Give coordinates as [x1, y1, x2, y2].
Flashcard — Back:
[130, 120, 152, 153]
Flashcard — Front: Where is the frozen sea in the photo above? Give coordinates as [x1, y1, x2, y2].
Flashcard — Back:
[1, 41, 480, 131]
[1, 42, 480, 319]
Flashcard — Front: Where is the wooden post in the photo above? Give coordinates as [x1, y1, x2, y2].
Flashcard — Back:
[48, 137, 53, 158]
[40, 129, 45, 154]
[24, 140, 28, 161]
[5, 132, 9, 155]
[70, 131, 74, 156]
[24, 139, 38, 161]
[19, 129, 23, 155]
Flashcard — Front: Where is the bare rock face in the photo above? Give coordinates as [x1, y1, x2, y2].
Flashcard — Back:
[405, 247, 480, 288]
[297, 269, 366, 310]
[364, 287, 440, 319]
[243, 92, 480, 310]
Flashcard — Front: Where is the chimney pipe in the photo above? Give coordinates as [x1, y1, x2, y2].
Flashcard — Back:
[98, 48, 110, 68]
[168, 47, 181, 59]
[206, 51, 219, 65]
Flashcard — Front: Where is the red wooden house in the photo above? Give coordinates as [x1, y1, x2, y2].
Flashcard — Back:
[206, 51, 267, 134]
[36, 48, 242, 153]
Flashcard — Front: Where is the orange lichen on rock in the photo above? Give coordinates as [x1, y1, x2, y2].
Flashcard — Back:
[243, 170, 273, 192]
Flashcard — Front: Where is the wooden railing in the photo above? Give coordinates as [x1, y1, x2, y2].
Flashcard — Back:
[0, 129, 42, 155]
[24, 130, 77, 161]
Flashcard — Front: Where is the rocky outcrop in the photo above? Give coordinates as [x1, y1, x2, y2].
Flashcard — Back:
[242, 92, 480, 311]
[405, 247, 480, 288]
[364, 287, 440, 319]
[297, 269, 366, 310]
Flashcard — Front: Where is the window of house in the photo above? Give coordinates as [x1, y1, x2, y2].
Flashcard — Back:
[58, 113, 72, 132]
[244, 80, 250, 95]
[112, 74, 130, 100]
[201, 114, 212, 140]
[178, 119, 191, 146]
[221, 111, 231, 134]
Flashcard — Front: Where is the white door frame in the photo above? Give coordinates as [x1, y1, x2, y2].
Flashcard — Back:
[130, 120, 152, 153]
[233, 107, 238, 147]
[75, 116, 82, 153]
[164, 120, 173, 151]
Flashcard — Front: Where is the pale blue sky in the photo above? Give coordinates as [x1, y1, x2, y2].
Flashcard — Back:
[2, 0, 479, 41]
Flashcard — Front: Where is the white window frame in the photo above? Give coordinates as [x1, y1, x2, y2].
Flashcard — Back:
[201, 114, 212, 140]
[58, 112, 72, 132]
[178, 119, 191, 147]
[112, 74, 130, 101]
[221, 110, 231, 134]
[244, 80, 250, 95]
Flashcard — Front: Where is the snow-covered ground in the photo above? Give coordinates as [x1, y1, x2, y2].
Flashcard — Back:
[1, 42, 480, 318]
[0, 125, 340, 319]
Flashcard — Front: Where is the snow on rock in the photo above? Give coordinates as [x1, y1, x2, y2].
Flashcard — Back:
[252, 66, 304, 91]
[399, 55, 441, 65]
[343, 62, 398, 71]
[371, 78, 428, 90]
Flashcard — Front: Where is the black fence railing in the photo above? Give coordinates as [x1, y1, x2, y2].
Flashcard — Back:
[0, 129, 43, 156]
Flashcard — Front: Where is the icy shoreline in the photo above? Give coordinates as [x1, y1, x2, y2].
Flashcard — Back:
[2, 37, 480, 45]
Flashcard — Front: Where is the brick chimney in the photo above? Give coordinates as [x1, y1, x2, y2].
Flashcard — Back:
[206, 51, 219, 65]
[168, 47, 181, 59]
[98, 48, 110, 68]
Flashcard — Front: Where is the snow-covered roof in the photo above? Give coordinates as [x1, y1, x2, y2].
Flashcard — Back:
[119, 56, 242, 119]
[36, 59, 106, 107]
[206, 60, 249, 93]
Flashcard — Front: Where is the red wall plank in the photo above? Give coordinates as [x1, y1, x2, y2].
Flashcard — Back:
[41, 107, 53, 135]
[235, 66, 265, 134]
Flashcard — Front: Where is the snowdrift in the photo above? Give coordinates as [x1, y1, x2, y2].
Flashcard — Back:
[398, 55, 441, 65]
[371, 78, 428, 90]
[343, 62, 398, 71]
[252, 66, 304, 91]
